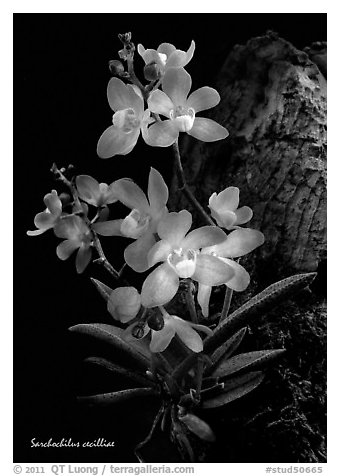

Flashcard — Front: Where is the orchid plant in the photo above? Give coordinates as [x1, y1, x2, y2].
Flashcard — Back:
[27, 32, 316, 462]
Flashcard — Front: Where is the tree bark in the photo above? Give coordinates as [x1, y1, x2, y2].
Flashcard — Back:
[167, 34, 326, 462]
[171, 32, 327, 284]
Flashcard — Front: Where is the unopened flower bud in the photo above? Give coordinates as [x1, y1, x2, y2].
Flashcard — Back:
[144, 61, 162, 81]
[118, 32, 132, 44]
[147, 313, 165, 331]
[59, 193, 72, 207]
[109, 59, 125, 76]
[131, 324, 145, 339]
[107, 287, 141, 323]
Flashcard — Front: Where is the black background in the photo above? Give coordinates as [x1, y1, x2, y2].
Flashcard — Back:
[14, 13, 326, 462]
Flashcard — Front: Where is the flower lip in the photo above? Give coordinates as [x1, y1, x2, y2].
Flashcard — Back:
[158, 52, 167, 65]
[167, 247, 197, 278]
[120, 208, 151, 239]
[112, 107, 140, 133]
[169, 106, 195, 132]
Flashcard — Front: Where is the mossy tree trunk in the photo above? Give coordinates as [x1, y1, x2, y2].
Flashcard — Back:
[171, 32, 326, 286]
[167, 33, 326, 463]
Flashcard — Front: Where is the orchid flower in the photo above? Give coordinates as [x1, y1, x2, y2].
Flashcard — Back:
[141, 210, 234, 308]
[137, 40, 195, 75]
[144, 67, 228, 147]
[123, 305, 211, 353]
[148, 309, 212, 353]
[76, 175, 127, 208]
[97, 78, 148, 158]
[197, 228, 265, 317]
[93, 168, 169, 272]
[107, 287, 141, 323]
[209, 187, 253, 229]
[54, 215, 93, 274]
[27, 190, 63, 236]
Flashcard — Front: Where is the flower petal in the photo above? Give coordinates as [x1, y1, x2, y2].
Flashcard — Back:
[157, 210, 192, 247]
[76, 245, 92, 274]
[137, 45, 160, 65]
[27, 229, 47, 236]
[142, 120, 178, 147]
[147, 240, 172, 267]
[54, 216, 88, 240]
[171, 317, 203, 352]
[219, 258, 250, 292]
[97, 125, 139, 159]
[137, 43, 146, 57]
[100, 182, 119, 206]
[34, 211, 57, 230]
[181, 226, 227, 251]
[107, 77, 142, 113]
[189, 322, 214, 337]
[126, 84, 144, 117]
[124, 231, 156, 272]
[210, 209, 236, 228]
[147, 90, 174, 117]
[107, 287, 141, 323]
[166, 40, 195, 69]
[150, 324, 176, 353]
[44, 190, 62, 215]
[197, 283, 212, 318]
[211, 229, 265, 258]
[141, 263, 179, 308]
[162, 67, 192, 106]
[188, 117, 229, 142]
[92, 219, 124, 236]
[157, 43, 176, 58]
[187, 87, 220, 113]
[113, 179, 149, 213]
[209, 187, 239, 212]
[192, 254, 234, 286]
[76, 175, 100, 206]
[148, 167, 169, 214]
[56, 239, 79, 260]
[235, 206, 253, 225]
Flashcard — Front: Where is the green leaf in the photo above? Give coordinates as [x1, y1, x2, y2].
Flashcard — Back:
[179, 413, 216, 442]
[207, 327, 247, 374]
[90, 278, 113, 302]
[171, 353, 211, 383]
[84, 357, 155, 387]
[211, 349, 285, 379]
[69, 323, 150, 369]
[77, 388, 158, 406]
[202, 371, 265, 409]
[204, 272, 316, 353]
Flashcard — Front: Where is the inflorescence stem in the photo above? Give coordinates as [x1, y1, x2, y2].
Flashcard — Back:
[51, 163, 123, 282]
[172, 141, 215, 227]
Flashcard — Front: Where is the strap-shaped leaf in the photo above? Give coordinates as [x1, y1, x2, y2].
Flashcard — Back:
[207, 327, 247, 374]
[179, 413, 216, 442]
[84, 357, 155, 387]
[77, 387, 158, 406]
[211, 349, 285, 379]
[69, 323, 150, 369]
[204, 272, 316, 353]
[171, 353, 212, 382]
[202, 371, 265, 409]
[90, 278, 113, 302]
